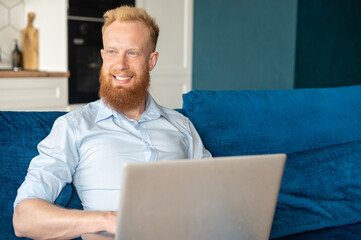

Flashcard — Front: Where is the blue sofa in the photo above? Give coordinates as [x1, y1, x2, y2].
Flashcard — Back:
[1, 85, 361, 239]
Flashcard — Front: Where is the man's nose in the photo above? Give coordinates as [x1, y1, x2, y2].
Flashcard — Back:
[115, 54, 129, 70]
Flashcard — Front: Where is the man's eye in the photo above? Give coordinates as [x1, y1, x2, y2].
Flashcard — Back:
[128, 51, 137, 56]
[107, 50, 116, 55]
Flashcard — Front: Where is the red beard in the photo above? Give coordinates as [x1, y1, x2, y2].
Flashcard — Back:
[98, 66, 150, 113]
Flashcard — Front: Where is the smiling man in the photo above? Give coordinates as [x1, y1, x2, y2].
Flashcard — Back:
[99, 17, 158, 120]
[13, 6, 210, 239]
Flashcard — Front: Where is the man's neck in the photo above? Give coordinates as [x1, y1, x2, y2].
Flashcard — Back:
[122, 101, 146, 122]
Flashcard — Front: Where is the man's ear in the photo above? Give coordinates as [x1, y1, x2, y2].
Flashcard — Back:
[148, 52, 159, 71]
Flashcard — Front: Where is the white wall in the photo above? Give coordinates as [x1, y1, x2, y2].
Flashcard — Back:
[0, 0, 25, 69]
[24, 0, 67, 71]
[0, 0, 67, 71]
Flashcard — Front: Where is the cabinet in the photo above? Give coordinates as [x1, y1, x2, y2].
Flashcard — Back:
[0, 71, 69, 111]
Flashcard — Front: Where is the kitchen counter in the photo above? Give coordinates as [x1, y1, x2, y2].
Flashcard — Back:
[0, 70, 70, 78]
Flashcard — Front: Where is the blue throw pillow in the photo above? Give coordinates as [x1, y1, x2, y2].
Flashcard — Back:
[270, 140, 361, 238]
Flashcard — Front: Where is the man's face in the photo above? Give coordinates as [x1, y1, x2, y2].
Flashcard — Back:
[99, 21, 158, 112]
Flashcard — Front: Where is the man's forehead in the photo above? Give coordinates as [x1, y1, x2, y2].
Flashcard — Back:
[102, 21, 152, 50]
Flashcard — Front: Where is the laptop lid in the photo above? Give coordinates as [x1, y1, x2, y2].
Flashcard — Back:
[114, 154, 286, 240]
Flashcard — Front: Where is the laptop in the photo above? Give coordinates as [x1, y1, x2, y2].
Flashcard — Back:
[82, 154, 286, 240]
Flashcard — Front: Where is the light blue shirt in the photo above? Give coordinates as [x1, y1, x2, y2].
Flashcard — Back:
[14, 94, 211, 211]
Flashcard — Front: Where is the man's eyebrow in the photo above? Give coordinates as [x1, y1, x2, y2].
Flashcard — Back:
[127, 46, 141, 50]
[128, 48, 142, 52]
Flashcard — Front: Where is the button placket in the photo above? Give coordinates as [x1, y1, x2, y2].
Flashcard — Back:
[137, 123, 158, 162]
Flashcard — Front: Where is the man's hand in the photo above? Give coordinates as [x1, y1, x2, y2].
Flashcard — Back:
[102, 210, 118, 234]
[13, 198, 118, 239]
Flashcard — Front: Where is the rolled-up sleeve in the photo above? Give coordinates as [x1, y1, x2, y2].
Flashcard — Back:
[14, 115, 79, 208]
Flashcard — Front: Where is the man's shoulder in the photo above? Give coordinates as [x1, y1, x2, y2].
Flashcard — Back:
[159, 105, 187, 120]
[158, 105, 192, 131]
[60, 100, 101, 126]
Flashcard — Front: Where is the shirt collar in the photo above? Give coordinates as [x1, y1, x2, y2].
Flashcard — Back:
[140, 94, 167, 122]
[95, 99, 114, 123]
[95, 93, 167, 123]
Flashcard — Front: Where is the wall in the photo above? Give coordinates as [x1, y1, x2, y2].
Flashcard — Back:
[294, 0, 361, 88]
[24, 0, 67, 71]
[0, 0, 67, 71]
[193, 0, 298, 91]
[0, 0, 24, 69]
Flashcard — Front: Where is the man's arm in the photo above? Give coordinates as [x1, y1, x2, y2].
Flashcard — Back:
[13, 198, 117, 239]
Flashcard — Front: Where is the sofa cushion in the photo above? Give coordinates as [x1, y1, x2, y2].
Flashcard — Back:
[182, 86, 361, 156]
[270, 140, 361, 238]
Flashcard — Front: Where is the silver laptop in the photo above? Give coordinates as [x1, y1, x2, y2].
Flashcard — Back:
[82, 154, 286, 240]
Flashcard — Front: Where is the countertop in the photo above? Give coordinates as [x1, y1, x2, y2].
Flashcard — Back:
[0, 70, 70, 78]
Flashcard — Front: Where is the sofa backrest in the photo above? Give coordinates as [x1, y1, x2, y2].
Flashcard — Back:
[182, 85, 361, 156]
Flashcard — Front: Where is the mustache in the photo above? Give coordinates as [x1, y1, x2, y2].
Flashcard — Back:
[108, 69, 135, 76]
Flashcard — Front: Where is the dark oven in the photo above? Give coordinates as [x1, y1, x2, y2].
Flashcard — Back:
[67, 0, 135, 104]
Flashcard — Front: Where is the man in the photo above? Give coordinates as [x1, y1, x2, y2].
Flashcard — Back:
[13, 6, 210, 239]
